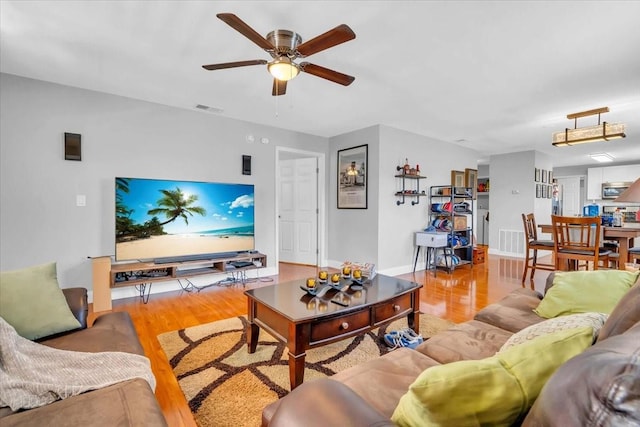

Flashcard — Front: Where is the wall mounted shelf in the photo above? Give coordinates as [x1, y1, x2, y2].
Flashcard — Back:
[395, 173, 427, 206]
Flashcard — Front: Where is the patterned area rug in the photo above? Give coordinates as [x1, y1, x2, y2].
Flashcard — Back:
[158, 314, 454, 427]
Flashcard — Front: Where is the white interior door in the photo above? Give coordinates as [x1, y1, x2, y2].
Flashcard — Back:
[558, 176, 581, 216]
[279, 157, 318, 265]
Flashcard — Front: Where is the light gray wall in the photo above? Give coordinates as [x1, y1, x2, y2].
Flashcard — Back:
[488, 152, 533, 254]
[328, 126, 380, 266]
[378, 125, 479, 274]
[327, 124, 480, 274]
[488, 150, 552, 256]
[0, 73, 327, 295]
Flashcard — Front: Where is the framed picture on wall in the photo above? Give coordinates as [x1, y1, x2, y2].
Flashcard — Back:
[535, 168, 540, 182]
[547, 185, 553, 199]
[451, 170, 465, 188]
[536, 184, 542, 198]
[542, 169, 547, 183]
[337, 144, 368, 209]
[464, 168, 477, 199]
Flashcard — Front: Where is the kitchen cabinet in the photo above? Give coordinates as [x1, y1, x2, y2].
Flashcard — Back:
[602, 165, 640, 183]
[587, 165, 640, 200]
[587, 167, 603, 200]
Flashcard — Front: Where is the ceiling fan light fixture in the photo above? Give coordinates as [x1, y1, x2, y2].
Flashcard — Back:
[268, 57, 300, 81]
[552, 107, 626, 147]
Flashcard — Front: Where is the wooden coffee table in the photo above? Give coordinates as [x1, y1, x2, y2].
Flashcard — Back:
[244, 274, 422, 390]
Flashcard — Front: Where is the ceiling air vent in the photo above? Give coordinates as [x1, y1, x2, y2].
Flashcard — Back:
[195, 104, 224, 114]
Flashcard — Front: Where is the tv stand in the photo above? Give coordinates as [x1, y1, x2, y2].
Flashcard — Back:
[91, 252, 267, 311]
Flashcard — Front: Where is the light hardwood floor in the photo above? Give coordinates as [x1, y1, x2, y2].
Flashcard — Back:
[89, 251, 552, 427]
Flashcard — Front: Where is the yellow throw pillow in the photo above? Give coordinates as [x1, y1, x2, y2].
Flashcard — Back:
[534, 270, 639, 318]
[0, 262, 81, 340]
[498, 312, 608, 352]
[391, 327, 593, 427]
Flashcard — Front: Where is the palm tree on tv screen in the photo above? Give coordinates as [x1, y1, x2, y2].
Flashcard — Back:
[147, 188, 206, 228]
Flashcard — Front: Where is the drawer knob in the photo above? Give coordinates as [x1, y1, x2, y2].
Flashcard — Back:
[341, 322, 349, 330]
[393, 304, 400, 312]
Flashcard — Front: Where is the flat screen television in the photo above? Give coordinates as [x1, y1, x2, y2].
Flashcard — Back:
[115, 177, 255, 263]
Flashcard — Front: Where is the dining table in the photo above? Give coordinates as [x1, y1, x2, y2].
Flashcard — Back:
[539, 223, 640, 270]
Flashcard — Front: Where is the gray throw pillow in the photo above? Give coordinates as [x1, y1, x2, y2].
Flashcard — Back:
[0, 262, 81, 340]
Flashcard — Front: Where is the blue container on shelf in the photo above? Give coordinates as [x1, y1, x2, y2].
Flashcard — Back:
[583, 203, 600, 217]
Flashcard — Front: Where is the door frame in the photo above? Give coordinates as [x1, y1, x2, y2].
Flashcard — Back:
[275, 146, 326, 269]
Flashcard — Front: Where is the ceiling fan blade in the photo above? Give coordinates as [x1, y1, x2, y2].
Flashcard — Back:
[300, 62, 355, 86]
[296, 24, 356, 57]
[272, 79, 287, 96]
[202, 60, 267, 71]
[217, 13, 275, 51]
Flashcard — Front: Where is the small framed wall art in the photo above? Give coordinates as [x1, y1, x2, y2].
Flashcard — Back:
[464, 168, 477, 199]
[64, 132, 81, 161]
[337, 144, 368, 209]
[451, 170, 465, 188]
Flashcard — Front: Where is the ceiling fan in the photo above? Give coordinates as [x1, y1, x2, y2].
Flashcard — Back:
[202, 13, 356, 96]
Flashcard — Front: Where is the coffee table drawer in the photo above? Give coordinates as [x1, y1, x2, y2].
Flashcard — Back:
[373, 293, 412, 324]
[310, 311, 371, 343]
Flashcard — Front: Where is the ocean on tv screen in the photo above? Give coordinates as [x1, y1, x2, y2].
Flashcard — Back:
[115, 177, 255, 261]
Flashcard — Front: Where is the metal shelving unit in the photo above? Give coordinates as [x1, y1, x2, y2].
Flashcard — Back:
[428, 185, 475, 272]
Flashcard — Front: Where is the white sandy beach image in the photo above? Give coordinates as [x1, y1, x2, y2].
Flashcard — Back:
[116, 234, 254, 260]
[115, 177, 255, 261]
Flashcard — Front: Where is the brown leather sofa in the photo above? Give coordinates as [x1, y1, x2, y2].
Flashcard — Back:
[0, 288, 168, 426]
[262, 276, 640, 426]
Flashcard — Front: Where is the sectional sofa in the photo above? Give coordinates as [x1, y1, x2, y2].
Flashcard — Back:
[262, 270, 640, 426]
[0, 287, 167, 426]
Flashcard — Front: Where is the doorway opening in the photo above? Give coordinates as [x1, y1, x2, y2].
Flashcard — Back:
[275, 147, 326, 268]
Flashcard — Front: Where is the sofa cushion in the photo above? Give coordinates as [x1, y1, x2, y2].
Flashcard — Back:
[391, 327, 594, 427]
[499, 312, 608, 352]
[534, 270, 639, 318]
[473, 288, 544, 333]
[0, 262, 81, 340]
[328, 347, 440, 419]
[39, 312, 145, 355]
[0, 379, 167, 427]
[267, 378, 395, 427]
[415, 320, 512, 363]
[523, 321, 640, 427]
[597, 278, 640, 341]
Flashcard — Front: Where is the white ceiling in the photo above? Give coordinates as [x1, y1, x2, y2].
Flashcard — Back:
[2, 1, 640, 168]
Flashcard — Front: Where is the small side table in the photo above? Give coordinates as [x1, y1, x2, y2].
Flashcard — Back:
[414, 232, 450, 276]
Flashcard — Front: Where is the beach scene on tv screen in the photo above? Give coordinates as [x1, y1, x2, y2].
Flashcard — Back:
[115, 177, 255, 261]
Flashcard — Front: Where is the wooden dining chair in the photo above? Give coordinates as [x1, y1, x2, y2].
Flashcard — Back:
[550, 215, 611, 271]
[521, 213, 555, 284]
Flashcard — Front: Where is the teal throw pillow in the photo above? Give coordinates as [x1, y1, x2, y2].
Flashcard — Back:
[0, 262, 81, 340]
